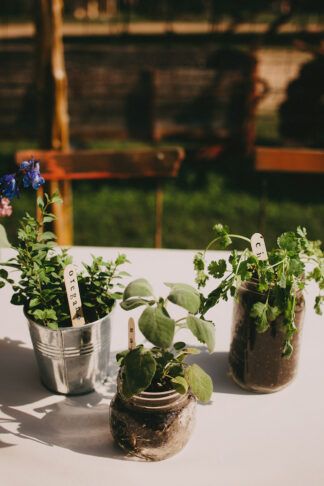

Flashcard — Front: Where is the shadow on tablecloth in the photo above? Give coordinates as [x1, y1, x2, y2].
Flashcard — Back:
[0, 338, 252, 458]
[187, 348, 251, 396]
[0, 338, 128, 459]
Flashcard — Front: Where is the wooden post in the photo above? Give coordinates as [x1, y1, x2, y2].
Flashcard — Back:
[155, 180, 163, 249]
[35, 0, 73, 246]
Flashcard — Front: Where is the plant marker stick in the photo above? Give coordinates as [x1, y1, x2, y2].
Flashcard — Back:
[64, 264, 85, 327]
[128, 317, 136, 350]
[251, 233, 268, 261]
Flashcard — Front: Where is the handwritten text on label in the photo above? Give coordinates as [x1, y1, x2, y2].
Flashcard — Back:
[64, 264, 85, 327]
[251, 233, 268, 261]
[128, 317, 136, 350]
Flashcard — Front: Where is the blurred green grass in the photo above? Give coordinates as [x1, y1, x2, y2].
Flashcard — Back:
[1, 140, 323, 250]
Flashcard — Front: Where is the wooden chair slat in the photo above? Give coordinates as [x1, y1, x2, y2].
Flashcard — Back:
[15, 149, 184, 180]
[15, 148, 184, 248]
[255, 147, 324, 174]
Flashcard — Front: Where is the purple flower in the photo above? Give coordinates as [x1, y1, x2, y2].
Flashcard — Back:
[0, 174, 20, 200]
[19, 160, 32, 171]
[0, 158, 45, 204]
[22, 160, 45, 190]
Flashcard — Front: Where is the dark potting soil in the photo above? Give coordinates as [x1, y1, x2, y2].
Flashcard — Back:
[229, 283, 305, 392]
[109, 392, 196, 461]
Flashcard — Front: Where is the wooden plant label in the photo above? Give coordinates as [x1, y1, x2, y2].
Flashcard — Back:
[251, 233, 268, 261]
[128, 317, 136, 350]
[64, 264, 85, 327]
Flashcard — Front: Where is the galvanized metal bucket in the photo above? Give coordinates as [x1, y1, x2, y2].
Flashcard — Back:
[26, 311, 113, 395]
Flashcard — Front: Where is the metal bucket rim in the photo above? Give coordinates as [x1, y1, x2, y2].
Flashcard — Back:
[24, 303, 115, 334]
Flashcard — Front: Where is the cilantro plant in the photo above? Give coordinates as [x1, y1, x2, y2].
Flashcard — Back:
[117, 278, 215, 403]
[0, 193, 128, 329]
[194, 224, 323, 358]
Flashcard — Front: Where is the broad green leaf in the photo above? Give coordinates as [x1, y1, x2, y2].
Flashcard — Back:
[166, 283, 200, 314]
[122, 347, 156, 397]
[123, 278, 154, 300]
[120, 297, 151, 311]
[186, 315, 215, 352]
[185, 364, 213, 403]
[139, 306, 175, 348]
[0, 224, 11, 248]
[116, 349, 130, 365]
[171, 376, 188, 394]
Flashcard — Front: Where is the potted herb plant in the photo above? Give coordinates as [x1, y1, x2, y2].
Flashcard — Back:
[0, 171, 128, 394]
[109, 278, 215, 461]
[194, 224, 323, 393]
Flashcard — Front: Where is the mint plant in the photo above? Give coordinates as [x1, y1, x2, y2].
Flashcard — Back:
[194, 224, 323, 358]
[117, 278, 215, 403]
[0, 193, 128, 329]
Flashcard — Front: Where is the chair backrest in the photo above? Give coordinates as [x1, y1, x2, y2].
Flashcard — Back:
[255, 147, 324, 174]
[15, 148, 184, 180]
[15, 147, 185, 247]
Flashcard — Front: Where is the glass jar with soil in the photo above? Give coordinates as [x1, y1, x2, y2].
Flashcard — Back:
[229, 281, 305, 393]
[109, 385, 196, 461]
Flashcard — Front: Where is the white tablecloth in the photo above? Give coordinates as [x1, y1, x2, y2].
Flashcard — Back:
[0, 247, 323, 486]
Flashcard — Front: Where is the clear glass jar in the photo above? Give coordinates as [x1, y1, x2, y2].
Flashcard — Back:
[109, 387, 196, 461]
[229, 281, 305, 393]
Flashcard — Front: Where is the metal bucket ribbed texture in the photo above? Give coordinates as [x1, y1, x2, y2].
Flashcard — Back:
[27, 312, 112, 395]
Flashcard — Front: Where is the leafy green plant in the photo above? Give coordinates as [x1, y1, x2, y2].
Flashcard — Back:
[0, 193, 128, 329]
[117, 278, 215, 403]
[194, 224, 323, 358]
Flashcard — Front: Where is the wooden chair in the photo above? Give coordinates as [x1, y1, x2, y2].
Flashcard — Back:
[16, 148, 185, 248]
[255, 147, 324, 174]
[255, 146, 324, 231]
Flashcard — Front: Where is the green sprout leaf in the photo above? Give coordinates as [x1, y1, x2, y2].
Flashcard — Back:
[166, 283, 200, 314]
[186, 315, 215, 353]
[122, 347, 156, 398]
[171, 376, 188, 394]
[139, 306, 175, 348]
[120, 297, 152, 311]
[185, 364, 213, 403]
[123, 278, 154, 300]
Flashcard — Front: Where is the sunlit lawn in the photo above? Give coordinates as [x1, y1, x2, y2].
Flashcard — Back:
[1, 140, 323, 250]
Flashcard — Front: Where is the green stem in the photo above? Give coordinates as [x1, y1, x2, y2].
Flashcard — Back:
[204, 234, 251, 256]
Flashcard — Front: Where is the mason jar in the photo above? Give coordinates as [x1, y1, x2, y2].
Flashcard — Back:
[109, 386, 196, 461]
[229, 281, 305, 393]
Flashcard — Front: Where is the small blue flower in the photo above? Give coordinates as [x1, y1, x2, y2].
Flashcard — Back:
[19, 160, 32, 171]
[22, 160, 45, 191]
[0, 174, 20, 200]
[32, 174, 45, 190]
